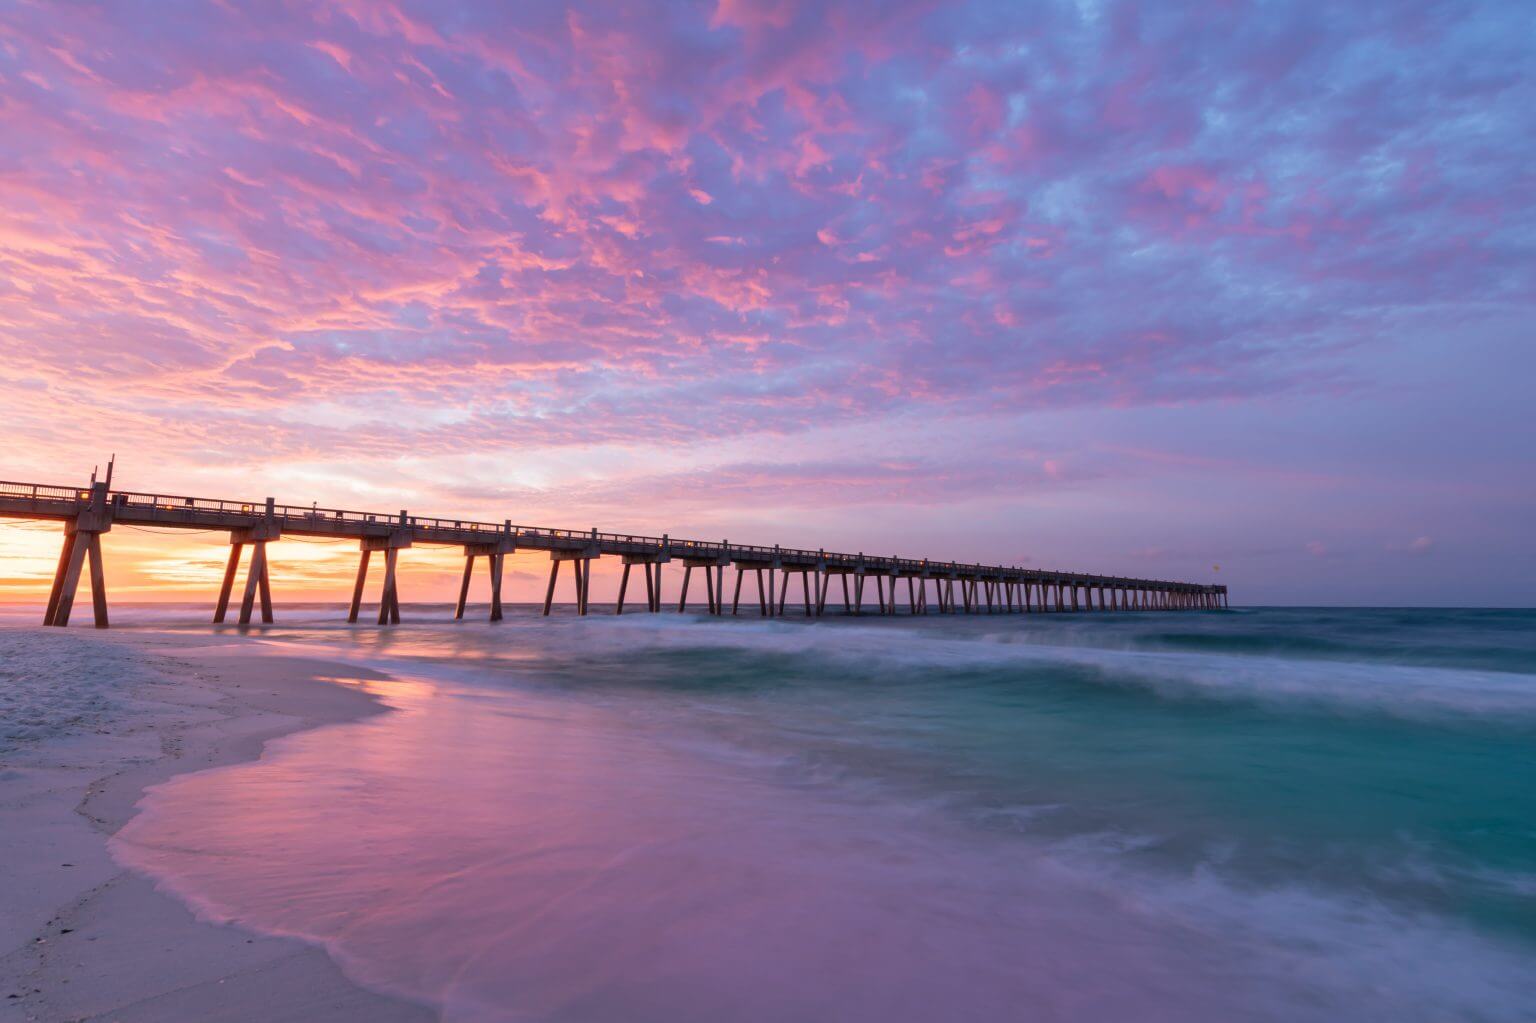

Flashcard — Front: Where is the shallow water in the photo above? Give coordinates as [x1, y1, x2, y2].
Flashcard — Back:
[83, 605, 1536, 1020]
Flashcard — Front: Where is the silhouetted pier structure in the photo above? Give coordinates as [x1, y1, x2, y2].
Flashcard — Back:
[1, 473, 1227, 628]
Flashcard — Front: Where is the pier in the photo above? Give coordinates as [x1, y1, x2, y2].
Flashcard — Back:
[1, 473, 1227, 628]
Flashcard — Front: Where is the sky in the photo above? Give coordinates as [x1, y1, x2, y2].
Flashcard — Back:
[0, 0, 1532, 607]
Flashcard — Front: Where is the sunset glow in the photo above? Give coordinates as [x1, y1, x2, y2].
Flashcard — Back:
[1, 1, 1531, 605]
[4, 9, 1535, 1022]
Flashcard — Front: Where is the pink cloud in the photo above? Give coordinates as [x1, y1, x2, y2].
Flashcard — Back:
[0, 0, 1527, 609]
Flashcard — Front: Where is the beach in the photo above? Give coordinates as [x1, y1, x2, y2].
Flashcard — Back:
[2, 0, 1530, 1016]
[0, 625, 432, 1021]
[2, 605, 1534, 1022]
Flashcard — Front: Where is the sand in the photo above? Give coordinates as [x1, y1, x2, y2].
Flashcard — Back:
[0, 639, 435, 1022]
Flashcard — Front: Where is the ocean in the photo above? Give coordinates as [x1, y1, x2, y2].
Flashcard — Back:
[51, 605, 1536, 1020]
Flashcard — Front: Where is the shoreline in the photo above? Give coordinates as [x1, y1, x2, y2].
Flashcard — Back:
[0, 637, 435, 1022]
[2, 612, 1531, 1021]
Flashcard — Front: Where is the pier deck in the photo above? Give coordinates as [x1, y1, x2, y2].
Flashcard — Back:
[1, 476, 1227, 627]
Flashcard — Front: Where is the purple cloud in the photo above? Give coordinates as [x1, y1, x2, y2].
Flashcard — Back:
[0, 0, 1531, 603]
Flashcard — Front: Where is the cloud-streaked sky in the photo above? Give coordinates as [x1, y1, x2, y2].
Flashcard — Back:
[1, 0, 1532, 606]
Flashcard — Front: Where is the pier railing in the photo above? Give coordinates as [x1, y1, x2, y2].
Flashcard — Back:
[0, 477, 1228, 627]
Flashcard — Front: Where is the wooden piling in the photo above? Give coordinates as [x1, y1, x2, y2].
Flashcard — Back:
[47, 530, 88, 627]
[378, 547, 400, 625]
[5, 474, 1228, 630]
[348, 549, 371, 623]
[43, 531, 75, 626]
[489, 553, 504, 621]
[215, 543, 242, 624]
[455, 555, 475, 620]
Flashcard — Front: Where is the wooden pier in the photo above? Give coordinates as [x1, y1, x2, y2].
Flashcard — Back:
[1, 474, 1228, 628]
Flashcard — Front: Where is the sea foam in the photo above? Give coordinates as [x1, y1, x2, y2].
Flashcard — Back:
[99, 609, 1536, 1022]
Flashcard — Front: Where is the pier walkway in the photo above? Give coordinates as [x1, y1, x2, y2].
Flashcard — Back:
[1, 474, 1227, 628]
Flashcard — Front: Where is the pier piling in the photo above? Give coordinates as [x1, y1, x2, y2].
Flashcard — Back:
[3, 474, 1228, 628]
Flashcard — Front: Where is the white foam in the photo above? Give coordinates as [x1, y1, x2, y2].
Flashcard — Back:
[13, 612, 1522, 1021]
[551, 612, 1536, 722]
[106, 645, 1536, 1023]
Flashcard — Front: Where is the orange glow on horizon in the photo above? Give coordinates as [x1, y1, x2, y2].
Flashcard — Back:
[0, 524, 651, 607]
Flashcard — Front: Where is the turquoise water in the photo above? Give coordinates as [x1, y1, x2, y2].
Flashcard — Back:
[574, 608, 1536, 941]
[94, 605, 1536, 1020]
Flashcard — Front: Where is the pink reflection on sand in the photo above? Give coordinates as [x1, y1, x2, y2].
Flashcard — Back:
[112, 670, 1343, 1022]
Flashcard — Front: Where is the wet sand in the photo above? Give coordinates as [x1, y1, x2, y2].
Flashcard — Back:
[0, 640, 434, 1021]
